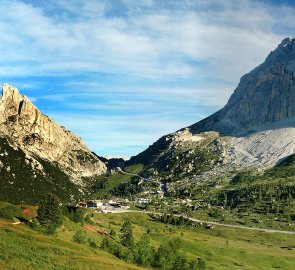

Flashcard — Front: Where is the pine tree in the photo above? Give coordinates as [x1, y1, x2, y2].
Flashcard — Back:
[120, 220, 134, 247]
[37, 193, 63, 234]
[133, 235, 154, 266]
[258, 186, 262, 202]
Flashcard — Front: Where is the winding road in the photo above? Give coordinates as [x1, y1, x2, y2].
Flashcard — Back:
[117, 167, 160, 184]
[115, 168, 295, 235]
[105, 209, 295, 235]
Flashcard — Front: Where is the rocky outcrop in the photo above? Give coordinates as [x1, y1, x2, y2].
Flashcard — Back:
[190, 37, 295, 135]
[127, 129, 225, 181]
[0, 83, 107, 184]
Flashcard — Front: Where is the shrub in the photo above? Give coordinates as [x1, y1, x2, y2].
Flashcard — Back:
[73, 208, 86, 224]
[88, 238, 98, 248]
[85, 214, 95, 225]
[153, 238, 182, 269]
[132, 235, 154, 267]
[73, 230, 87, 244]
[29, 219, 41, 229]
[110, 228, 116, 238]
[101, 237, 130, 261]
[0, 205, 18, 220]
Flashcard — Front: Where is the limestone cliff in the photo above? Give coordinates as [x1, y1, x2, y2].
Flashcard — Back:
[0, 83, 107, 184]
[190, 37, 295, 135]
[128, 37, 295, 180]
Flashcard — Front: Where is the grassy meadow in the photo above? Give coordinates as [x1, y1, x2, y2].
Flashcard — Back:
[0, 209, 294, 270]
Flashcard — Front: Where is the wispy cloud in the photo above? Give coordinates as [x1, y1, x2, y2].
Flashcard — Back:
[0, 0, 294, 156]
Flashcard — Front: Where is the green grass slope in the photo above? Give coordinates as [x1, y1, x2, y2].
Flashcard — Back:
[0, 222, 143, 270]
[1, 204, 295, 270]
[94, 212, 295, 270]
[89, 164, 144, 198]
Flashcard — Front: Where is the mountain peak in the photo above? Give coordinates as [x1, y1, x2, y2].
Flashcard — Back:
[0, 83, 35, 117]
[190, 38, 295, 135]
[279, 37, 295, 48]
[2, 82, 18, 93]
[264, 37, 295, 69]
[0, 83, 107, 183]
[2, 83, 23, 103]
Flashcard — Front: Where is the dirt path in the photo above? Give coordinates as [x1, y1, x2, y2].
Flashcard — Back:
[187, 216, 295, 235]
[0, 220, 21, 225]
[83, 224, 108, 235]
[118, 168, 161, 185]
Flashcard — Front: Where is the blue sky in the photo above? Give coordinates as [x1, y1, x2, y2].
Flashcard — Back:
[0, 0, 294, 157]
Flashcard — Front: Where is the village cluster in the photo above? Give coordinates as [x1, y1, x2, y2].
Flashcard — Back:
[78, 197, 130, 212]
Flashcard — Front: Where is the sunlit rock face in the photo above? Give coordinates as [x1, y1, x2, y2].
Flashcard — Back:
[0, 83, 106, 184]
[190, 38, 295, 135]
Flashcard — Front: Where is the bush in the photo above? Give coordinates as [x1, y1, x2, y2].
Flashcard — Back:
[101, 237, 130, 261]
[88, 238, 98, 248]
[196, 258, 206, 270]
[132, 235, 154, 267]
[208, 208, 224, 219]
[73, 230, 87, 244]
[153, 238, 182, 269]
[29, 219, 41, 229]
[102, 228, 201, 270]
[110, 228, 116, 238]
[0, 205, 18, 220]
[85, 214, 95, 225]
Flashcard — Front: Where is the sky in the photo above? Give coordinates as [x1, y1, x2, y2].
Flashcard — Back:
[0, 0, 295, 157]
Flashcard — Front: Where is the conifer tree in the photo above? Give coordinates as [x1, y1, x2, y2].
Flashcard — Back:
[37, 193, 63, 234]
[120, 220, 134, 247]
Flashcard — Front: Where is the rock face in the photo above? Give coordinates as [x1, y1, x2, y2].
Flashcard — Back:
[0, 83, 107, 184]
[128, 38, 295, 178]
[190, 37, 295, 135]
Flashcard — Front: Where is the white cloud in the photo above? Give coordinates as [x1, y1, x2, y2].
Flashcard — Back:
[0, 0, 288, 80]
[1, 0, 295, 156]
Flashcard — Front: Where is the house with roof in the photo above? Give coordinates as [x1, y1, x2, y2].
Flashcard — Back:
[87, 200, 103, 209]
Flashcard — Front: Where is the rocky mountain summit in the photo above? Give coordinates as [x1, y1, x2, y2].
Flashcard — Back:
[0, 83, 106, 203]
[0, 83, 106, 181]
[190, 37, 295, 135]
[128, 37, 295, 180]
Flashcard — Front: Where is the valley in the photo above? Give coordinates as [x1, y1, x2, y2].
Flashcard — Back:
[1, 33, 295, 270]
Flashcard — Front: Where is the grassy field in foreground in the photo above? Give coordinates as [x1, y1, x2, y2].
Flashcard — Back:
[0, 222, 143, 270]
[92, 212, 295, 270]
[0, 211, 295, 270]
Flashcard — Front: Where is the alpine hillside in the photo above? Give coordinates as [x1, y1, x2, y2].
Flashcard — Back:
[126, 37, 295, 181]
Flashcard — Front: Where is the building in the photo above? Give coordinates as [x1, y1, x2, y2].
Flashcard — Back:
[78, 202, 87, 207]
[137, 198, 149, 204]
[108, 197, 118, 205]
[87, 200, 103, 209]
